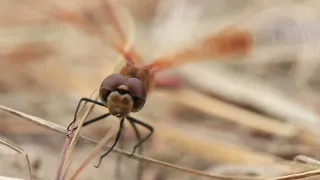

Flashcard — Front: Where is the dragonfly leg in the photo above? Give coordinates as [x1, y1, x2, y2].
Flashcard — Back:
[115, 123, 125, 180]
[94, 118, 125, 168]
[126, 116, 154, 157]
[67, 97, 105, 137]
[128, 120, 143, 180]
[72, 113, 111, 131]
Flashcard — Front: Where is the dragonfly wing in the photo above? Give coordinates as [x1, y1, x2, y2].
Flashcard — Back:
[15, 0, 144, 66]
[145, 26, 253, 73]
[142, 0, 296, 73]
[142, 0, 204, 66]
[97, 0, 145, 66]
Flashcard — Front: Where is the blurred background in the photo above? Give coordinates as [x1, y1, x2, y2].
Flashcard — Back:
[1, 0, 320, 179]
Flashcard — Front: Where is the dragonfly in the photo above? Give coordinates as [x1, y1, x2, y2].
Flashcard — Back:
[63, 14, 252, 179]
[11, 0, 253, 167]
[69, 0, 254, 165]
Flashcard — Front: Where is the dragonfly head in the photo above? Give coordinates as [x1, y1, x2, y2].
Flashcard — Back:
[99, 74, 146, 118]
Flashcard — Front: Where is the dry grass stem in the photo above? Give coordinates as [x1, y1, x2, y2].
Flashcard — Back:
[55, 136, 71, 180]
[179, 62, 313, 112]
[294, 155, 320, 167]
[0, 136, 32, 180]
[55, 90, 98, 180]
[3, 103, 320, 180]
[69, 127, 115, 180]
[0, 176, 26, 180]
[61, 161, 72, 180]
[61, 90, 99, 179]
[131, 114, 315, 174]
[0, 104, 267, 180]
[267, 169, 320, 180]
[172, 89, 297, 138]
[174, 88, 320, 148]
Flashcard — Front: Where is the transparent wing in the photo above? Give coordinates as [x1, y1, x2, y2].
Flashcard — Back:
[9, 0, 143, 65]
[0, 0, 143, 94]
[139, 0, 263, 72]
[141, 0, 319, 73]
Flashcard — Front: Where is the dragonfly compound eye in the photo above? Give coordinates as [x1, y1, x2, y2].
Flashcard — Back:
[99, 74, 126, 105]
[99, 75, 146, 117]
[126, 78, 146, 112]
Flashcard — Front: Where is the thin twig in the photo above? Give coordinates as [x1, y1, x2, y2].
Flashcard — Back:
[69, 127, 115, 180]
[0, 176, 26, 180]
[0, 104, 263, 180]
[62, 90, 99, 179]
[56, 90, 98, 180]
[61, 160, 72, 180]
[63, 94, 98, 161]
[173, 89, 298, 138]
[267, 169, 320, 180]
[293, 155, 320, 167]
[0, 136, 32, 180]
[55, 134, 71, 180]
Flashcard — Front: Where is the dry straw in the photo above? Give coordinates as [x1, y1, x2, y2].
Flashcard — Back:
[2, 103, 320, 180]
[0, 104, 258, 180]
[0, 136, 32, 180]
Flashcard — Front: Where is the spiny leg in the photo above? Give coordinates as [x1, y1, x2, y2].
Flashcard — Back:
[72, 113, 111, 131]
[126, 116, 154, 156]
[73, 112, 123, 179]
[94, 118, 125, 168]
[67, 97, 105, 137]
[115, 123, 125, 180]
[128, 120, 144, 180]
[115, 120, 144, 180]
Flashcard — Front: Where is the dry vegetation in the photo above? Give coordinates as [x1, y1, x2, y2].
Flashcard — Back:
[1, 0, 320, 179]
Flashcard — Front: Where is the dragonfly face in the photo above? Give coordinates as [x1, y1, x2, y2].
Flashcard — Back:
[99, 74, 146, 118]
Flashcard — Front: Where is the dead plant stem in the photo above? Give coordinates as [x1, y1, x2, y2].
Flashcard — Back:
[0, 104, 260, 180]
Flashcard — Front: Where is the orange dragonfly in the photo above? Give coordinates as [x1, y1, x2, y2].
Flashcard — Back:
[15, 0, 254, 167]
[57, 0, 254, 156]
[65, 2, 253, 169]
[15, 0, 261, 170]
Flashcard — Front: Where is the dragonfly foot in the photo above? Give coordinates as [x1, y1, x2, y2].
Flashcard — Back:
[66, 130, 73, 138]
[128, 148, 137, 157]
